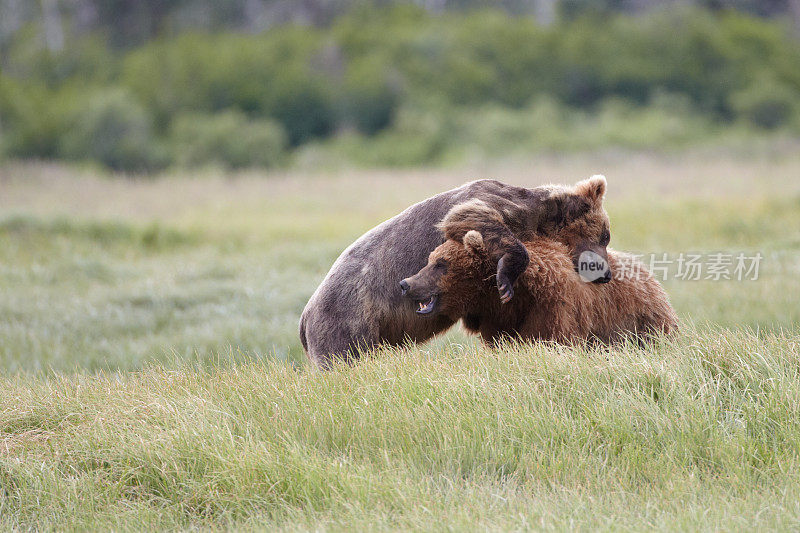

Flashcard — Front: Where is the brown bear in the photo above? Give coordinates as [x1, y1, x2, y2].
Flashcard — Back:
[300, 176, 612, 369]
[400, 229, 678, 346]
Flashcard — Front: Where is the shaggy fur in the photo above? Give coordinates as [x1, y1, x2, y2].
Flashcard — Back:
[439, 175, 612, 299]
[300, 176, 612, 369]
[403, 235, 677, 345]
[401, 204, 677, 346]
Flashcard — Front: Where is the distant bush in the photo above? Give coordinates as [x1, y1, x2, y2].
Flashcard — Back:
[304, 94, 728, 167]
[440, 93, 718, 156]
[268, 75, 336, 145]
[339, 58, 399, 135]
[445, 97, 577, 156]
[58, 88, 168, 171]
[171, 110, 287, 169]
[730, 76, 800, 129]
[0, 77, 71, 159]
[121, 30, 338, 144]
[297, 105, 448, 168]
[2, 5, 800, 172]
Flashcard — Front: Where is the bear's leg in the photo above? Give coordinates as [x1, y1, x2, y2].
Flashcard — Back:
[301, 305, 379, 369]
[305, 330, 376, 369]
[496, 239, 530, 304]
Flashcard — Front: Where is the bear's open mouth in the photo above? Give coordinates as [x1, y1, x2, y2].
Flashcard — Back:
[415, 294, 438, 315]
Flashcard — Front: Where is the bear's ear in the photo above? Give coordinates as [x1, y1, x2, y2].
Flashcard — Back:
[573, 174, 607, 207]
[462, 230, 485, 255]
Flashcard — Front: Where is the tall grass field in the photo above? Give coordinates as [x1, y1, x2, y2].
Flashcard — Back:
[2, 150, 800, 530]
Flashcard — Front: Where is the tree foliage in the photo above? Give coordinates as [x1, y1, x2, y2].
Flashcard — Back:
[1, 5, 799, 171]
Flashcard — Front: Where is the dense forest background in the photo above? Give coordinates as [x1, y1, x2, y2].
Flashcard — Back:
[2, 0, 800, 172]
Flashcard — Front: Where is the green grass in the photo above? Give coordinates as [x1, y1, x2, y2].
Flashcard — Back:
[1, 153, 800, 529]
[2, 331, 800, 530]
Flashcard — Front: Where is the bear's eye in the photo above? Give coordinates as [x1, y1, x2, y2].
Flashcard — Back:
[600, 229, 610, 246]
[435, 259, 449, 271]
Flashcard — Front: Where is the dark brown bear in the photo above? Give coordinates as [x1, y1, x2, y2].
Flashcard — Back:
[400, 224, 678, 346]
[300, 176, 612, 368]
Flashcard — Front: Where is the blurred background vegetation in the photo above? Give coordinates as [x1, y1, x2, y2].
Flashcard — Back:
[1, 0, 800, 173]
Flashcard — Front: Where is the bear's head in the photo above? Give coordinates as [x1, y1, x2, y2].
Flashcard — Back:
[399, 175, 612, 316]
[399, 230, 495, 318]
[543, 174, 611, 283]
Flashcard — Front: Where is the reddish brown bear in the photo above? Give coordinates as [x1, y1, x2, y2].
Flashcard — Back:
[401, 189, 678, 345]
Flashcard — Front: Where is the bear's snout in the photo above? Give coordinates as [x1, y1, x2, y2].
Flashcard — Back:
[399, 279, 410, 295]
[594, 269, 613, 284]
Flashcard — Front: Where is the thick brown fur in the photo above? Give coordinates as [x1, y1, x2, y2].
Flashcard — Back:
[437, 175, 611, 301]
[301, 176, 612, 369]
[402, 230, 677, 347]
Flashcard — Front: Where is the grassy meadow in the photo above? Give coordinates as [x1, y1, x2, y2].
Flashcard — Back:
[2, 150, 800, 530]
